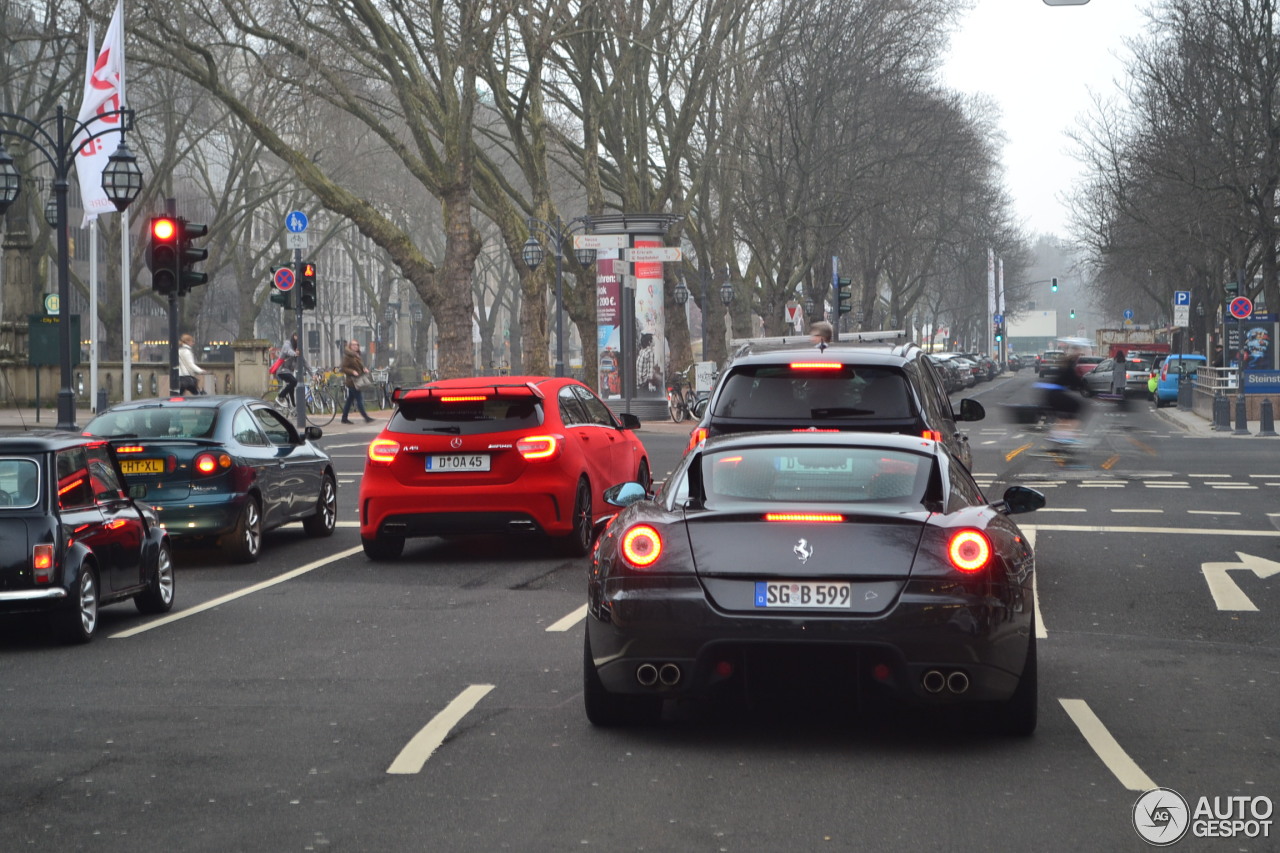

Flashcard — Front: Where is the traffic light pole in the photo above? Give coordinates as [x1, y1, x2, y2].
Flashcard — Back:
[294, 249, 307, 429]
[164, 199, 180, 397]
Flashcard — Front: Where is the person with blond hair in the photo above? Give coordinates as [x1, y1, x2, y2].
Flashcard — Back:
[177, 334, 207, 395]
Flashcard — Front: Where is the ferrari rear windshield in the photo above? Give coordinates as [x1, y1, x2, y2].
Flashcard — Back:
[702, 446, 930, 507]
[390, 396, 544, 435]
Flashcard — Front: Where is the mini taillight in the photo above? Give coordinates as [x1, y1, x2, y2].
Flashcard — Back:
[620, 524, 662, 568]
[765, 513, 844, 523]
[194, 452, 230, 475]
[789, 362, 843, 370]
[33, 544, 54, 583]
[368, 439, 400, 464]
[948, 530, 991, 573]
[516, 434, 561, 461]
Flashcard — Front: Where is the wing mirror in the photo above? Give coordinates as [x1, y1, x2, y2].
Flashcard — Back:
[997, 485, 1045, 515]
[604, 482, 648, 508]
[305, 426, 324, 442]
[617, 413, 642, 431]
[958, 397, 986, 422]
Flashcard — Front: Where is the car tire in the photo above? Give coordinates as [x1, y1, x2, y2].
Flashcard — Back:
[583, 631, 661, 727]
[54, 564, 99, 644]
[997, 631, 1038, 736]
[637, 459, 652, 493]
[558, 477, 592, 557]
[226, 497, 263, 564]
[135, 541, 175, 615]
[303, 474, 338, 538]
[1079, 385, 1093, 398]
[362, 534, 404, 561]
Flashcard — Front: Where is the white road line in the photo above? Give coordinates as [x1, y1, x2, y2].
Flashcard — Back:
[1059, 699, 1157, 791]
[1025, 528, 1046, 639]
[1144, 483, 1190, 488]
[1025, 524, 1280, 537]
[1079, 483, 1126, 489]
[1037, 507, 1086, 513]
[1189, 473, 1231, 478]
[1188, 510, 1241, 516]
[1111, 508, 1163, 514]
[387, 684, 495, 775]
[546, 603, 588, 632]
[1209, 484, 1258, 490]
[109, 545, 364, 639]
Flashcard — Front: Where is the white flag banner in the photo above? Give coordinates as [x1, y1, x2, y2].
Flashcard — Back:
[73, 0, 125, 226]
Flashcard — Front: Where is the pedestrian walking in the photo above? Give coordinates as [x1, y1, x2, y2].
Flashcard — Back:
[1111, 350, 1127, 396]
[178, 334, 207, 395]
[341, 340, 375, 424]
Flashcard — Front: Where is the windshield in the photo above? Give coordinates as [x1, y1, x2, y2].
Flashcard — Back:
[713, 366, 913, 421]
[701, 446, 930, 508]
[0, 458, 40, 509]
[86, 407, 218, 439]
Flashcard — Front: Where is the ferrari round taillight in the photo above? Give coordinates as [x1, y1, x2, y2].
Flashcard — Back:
[193, 453, 228, 475]
[948, 530, 991, 573]
[516, 434, 561, 461]
[620, 524, 662, 568]
[368, 439, 400, 464]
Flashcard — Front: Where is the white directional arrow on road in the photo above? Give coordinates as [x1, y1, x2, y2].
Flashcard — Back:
[1201, 552, 1280, 611]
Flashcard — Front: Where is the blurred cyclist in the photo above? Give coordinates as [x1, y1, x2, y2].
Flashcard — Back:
[1035, 343, 1088, 443]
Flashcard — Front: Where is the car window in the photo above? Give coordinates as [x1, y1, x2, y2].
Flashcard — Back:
[557, 386, 590, 426]
[86, 406, 217, 439]
[907, 358, 955, 429]
[712, 365, 913, 421]
[572, 385, 618, 427]
[0, 457, 40, 509]
[85, 445, 125, 502]
[252, 406, 299, 446]
[55, 447, 94, 510]
[701, 446, 929, 506]
[233, 407, 268, 446]
[389, 394, 544, 435]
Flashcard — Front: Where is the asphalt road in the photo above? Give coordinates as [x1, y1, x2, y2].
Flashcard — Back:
[1, 376, 1277, 852]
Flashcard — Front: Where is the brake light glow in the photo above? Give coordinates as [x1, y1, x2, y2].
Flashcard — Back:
[685, 427, 708, 455]
[922, 430, 942, 443]
[368, 439, 400, 464]
[794, 427, 838, 432]
[948, 530, 991, 572]
[439, 395, 487, 402]
[58, 478, 84, 497]
[516, 434, 561, 461]
[620, 524, 662, 568]
[789, 362, 843, 370]
[194, 453, 231, 475]
[116, 445, 144, 454]
[33, 544, 54, 582]
[765, 513, 843, 523]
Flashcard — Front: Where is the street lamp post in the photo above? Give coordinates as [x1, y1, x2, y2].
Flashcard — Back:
[0, 105, 142, 430]
[521, 215, 596, 377]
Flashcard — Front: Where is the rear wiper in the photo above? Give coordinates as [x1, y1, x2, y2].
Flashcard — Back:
[421, 426, 461, 434]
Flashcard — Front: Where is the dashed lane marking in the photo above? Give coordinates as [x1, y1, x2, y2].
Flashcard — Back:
[546, 603, 588, 632]
[1026, 523, 1280, 537]
[387, 684, 495, 775]
[1059, 699, 1157, 792]
[110, 545, 364, 638]
[1189, 509, 1241, 516]
[1025, 528, 1046, 639]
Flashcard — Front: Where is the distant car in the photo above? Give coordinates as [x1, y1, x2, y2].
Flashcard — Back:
[1037, 350, 1065, 378]
[1007, 354, 1022, 372]
[1074, 355, 1105, 378]
[583, 430, 1045, 734]
[689, 341, 984, 470]
[927, 355, 965, 393]
[0, 433, 173, 643]
[358, 376, 649, 560]
[83, 396, 336, 563]
[1154, 354, 1207, 407]
[1081, 355, 1154, 397]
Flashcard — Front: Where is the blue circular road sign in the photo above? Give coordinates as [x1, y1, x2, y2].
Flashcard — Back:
[274, 267, 296, 291]
[1123, 309, 1134, 320]
[285, 211, 309, 233]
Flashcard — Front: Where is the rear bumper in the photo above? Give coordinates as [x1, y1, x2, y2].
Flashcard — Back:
[148, 494, 245, 537]
[360, 487, 573, 540]
[586, 576, 1031, 705]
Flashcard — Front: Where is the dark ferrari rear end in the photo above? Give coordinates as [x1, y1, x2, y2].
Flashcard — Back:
[584, 432, 1042, 733]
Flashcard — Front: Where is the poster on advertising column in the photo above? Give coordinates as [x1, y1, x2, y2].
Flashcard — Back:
[596, 259, 622, 399]
[632, 236, 666, 399]
[1229, 317, 1280, 393]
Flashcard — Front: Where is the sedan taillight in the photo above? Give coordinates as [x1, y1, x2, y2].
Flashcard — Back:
[33, 544, 54, 583]
[194, 452, 231, 475]
[516, 434, 562, 461]
[368, 439, 400, 465]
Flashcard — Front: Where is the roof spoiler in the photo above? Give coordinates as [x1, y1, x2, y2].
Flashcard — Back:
[391, 382, 545, 404]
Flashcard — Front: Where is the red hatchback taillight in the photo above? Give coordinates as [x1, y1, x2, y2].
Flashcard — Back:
[516, 434, 562, 461]
[948, 530, 991, 573]
[33, 544, 54, 583]
[620, 524, 662, 568]
[368, 438, 400, 465]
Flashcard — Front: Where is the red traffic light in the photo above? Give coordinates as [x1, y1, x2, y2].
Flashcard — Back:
[302, 262, 316, 278]
[152, 217, 177, 241]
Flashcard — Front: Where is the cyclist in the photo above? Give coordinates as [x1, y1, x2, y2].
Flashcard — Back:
[1035, 343, 1088, 443]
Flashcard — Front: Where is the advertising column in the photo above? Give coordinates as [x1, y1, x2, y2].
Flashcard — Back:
[632, 236, 666, 399]
[596, 259, 622, 399]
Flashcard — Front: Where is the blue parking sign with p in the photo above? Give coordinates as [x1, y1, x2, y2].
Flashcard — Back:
[1174, 291, 1191, 306]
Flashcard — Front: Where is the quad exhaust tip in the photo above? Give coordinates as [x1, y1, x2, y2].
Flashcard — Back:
[658, 663, 681, 686]
[636, 663, 659, 687]
[635, 662, 682, 688]
[922, 669, 970, 694]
